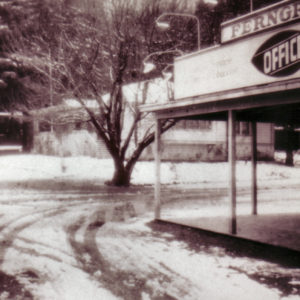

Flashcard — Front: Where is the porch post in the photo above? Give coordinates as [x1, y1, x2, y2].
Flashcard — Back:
[154, 117, 162, 219]
[251, 121, 258, 215]
[228, 110, 237, 234]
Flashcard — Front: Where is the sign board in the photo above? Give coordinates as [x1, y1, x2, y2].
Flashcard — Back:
[221, 0, 300, 43]
[174, 22, 300, 100]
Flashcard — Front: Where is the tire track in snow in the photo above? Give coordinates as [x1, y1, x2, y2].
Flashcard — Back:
[67, 208, 154, 300]
[0, 206, 68, 267]
[67, 204, 182, 300]
[0, 198, 101, 268]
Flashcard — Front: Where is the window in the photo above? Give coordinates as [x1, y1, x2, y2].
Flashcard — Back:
[236, 122, 250, 136]
[174, 120, 212, 130]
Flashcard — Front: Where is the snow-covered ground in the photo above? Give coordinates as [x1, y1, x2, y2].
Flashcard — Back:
[1, 151, 299, 185]
[0, 154, 299, 299]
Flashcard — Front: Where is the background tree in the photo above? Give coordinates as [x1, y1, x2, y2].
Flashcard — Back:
[0, 0, 60, 111]
[0, 0, 61, 150]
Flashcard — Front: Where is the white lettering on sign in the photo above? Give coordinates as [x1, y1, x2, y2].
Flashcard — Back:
[263, 33, 300, 75]
[221, 0, 300, 43]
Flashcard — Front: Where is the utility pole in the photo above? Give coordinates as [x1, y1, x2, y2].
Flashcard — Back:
[49, 48, 53, 133]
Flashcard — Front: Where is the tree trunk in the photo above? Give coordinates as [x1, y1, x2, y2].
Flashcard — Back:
[107, 158, 132, 187]
[285, 126, 294, 167]
[110, 167, 131, 186]
[285, 149, 294, 166]
[22, 120, 34, 152]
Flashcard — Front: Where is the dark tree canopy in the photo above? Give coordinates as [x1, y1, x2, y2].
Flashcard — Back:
[0, 0, 48, 110]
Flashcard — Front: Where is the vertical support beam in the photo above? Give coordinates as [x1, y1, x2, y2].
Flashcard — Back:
[225, 120, 229, 161]
[228, 110, 237, 234]
[251, 121, 257, 215]
[154, 117, 161, 219]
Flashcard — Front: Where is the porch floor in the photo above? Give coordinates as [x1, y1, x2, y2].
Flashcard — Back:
[162, 213, 300, 252]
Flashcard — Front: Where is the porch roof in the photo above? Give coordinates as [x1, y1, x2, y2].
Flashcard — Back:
[140, 78, 300, 126]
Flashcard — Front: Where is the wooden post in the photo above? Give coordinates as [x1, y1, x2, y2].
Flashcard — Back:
[154, 117, 161, 219]
[225, 120, 229, 161]
[251, 121, 257, 215]
[228, 110, 237, 234]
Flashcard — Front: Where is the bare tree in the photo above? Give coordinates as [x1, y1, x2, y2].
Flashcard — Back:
[55, 0, 193, 186]
[3, 0, 196, 186]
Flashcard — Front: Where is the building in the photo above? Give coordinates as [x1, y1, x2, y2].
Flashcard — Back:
[151, 120, 274, 161]
[140, 0, 300, 235]
[31, 76, 275, 161]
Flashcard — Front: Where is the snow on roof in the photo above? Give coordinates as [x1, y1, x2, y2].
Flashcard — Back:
[64, 98, 100, 108]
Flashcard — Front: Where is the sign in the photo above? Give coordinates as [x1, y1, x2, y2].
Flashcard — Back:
[221, 0, 300, 43]
[252, 30, 300, 76]
[174, 23, 300, 100]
